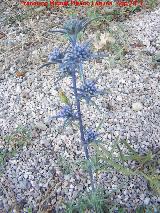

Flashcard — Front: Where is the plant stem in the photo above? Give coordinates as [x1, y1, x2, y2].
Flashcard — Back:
[71, 70, 95, 192]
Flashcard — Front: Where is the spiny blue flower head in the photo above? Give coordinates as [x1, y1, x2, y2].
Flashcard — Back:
[58, 42, 92, 74]
[58, 105, 78, 119]
[58, 105, 72, 117]
[74, 43, 91, 61]
[85, 129, 98, 143]
[48, 48, 63, 63]
[81, 80, 97, 95]
[59, 60, 77, 74]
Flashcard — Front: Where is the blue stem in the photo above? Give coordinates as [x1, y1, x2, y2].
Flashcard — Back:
[71, 70, 95, 192]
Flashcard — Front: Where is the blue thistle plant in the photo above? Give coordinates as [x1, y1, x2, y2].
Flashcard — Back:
[40, 17, 107, 193]
[85, 129, 99, 143]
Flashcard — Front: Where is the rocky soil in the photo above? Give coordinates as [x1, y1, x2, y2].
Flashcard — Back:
[0, 1, 160, 212]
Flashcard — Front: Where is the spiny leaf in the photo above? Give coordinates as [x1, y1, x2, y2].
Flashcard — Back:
[121, 140, 137, 155]
[48, 29, 68, 34]
[37, 62, 55, 70]
[114, 138, 125, 167]
[96, 117, 104, 132]
[89, 100, 101, 113]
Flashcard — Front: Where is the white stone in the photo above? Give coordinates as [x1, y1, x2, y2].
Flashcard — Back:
[10, 160, 17, 165]
[132, 102, 143, 111]
[144, 197, 150, 205]
[40, 139, 50, 146]
[24, 173, 28, 179]
[140, 194, 145, 200]
[70, 184, 74, 189]
[16, 85, 21, 94]
[35, 122, 47, 131]
[64, 175, 71, 181]
[117, 96, 123, 102]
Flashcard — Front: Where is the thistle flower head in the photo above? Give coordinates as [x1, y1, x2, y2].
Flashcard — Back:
[48, 48, 64, 63]
[59, 61, 77, 74]
[85, 129, 98, 143]
[74, 43, 91, 61]
[76, 80, 105, 103]
[81, 80, 97, 95]
[58, 105, 72, 117]
[58, 105, 78, 120]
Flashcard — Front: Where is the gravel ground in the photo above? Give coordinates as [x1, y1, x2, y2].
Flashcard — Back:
[0, 1, 160, 212]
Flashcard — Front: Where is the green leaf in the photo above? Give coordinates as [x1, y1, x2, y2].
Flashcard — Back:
[27, 208, 32, 213]
[34, 6, 46, 12]
[90, 100, 102, 114]
[0, 152, 6, 165]
[121, 140, 137, 155]
[114, 138, 125, 167]
[153, 52, 160, 64]
[9, 149, 17, 158]
[96, 117, 104, 132]
[118, 207, 126, 213]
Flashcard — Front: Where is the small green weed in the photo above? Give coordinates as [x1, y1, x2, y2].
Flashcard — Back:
[65, 188, 110, 213]
[146, 0, 158, 8]
[65, 186, 160, 212]
[56, 155, 74, 175]
[90, 139, 160, 195]
[6, 14, 29, 25]
[0, 126, 31, 167]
